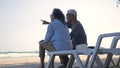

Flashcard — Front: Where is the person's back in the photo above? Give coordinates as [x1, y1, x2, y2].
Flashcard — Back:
[70, 21, 87, 47]
[45, 18, 72, 50]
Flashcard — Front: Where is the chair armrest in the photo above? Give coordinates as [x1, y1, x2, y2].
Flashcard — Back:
[95, 32, 120, 49]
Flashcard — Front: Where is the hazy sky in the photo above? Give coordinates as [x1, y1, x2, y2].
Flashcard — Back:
[0, 0, 120, 52]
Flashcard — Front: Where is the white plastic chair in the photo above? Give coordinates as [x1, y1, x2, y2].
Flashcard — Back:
[46, 32, 120, 68]
[98, 36, 120, 68]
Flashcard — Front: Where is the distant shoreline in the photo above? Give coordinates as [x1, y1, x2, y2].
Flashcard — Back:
[0, 51, 49, 60]
[0, 51, 39, 53]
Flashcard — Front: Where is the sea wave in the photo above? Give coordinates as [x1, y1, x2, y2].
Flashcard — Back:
[0, 51, 39, 59]
[0, 51, 48, 59]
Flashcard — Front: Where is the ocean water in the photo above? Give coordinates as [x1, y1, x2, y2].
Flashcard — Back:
[0, 51, 39, 60]
[0, 51, 49, 60]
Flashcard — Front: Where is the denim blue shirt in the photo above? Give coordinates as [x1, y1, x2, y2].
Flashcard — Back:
[45, 19, 73, 50]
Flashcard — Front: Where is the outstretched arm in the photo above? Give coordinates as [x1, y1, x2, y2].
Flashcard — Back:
[40, 20, 50, 24]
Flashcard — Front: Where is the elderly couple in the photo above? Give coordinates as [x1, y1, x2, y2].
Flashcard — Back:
[39, 8, 87, 68]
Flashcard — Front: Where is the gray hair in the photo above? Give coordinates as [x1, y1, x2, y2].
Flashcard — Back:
[67, 9, 77, 17]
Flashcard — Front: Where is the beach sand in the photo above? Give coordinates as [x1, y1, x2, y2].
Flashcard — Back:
[0, 55, 119, 68]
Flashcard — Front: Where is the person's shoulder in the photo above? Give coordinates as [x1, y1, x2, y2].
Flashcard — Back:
[74, 21, 83, 29]
[52, 19, 59, 23]
[49, 19, 59, 27]
[77, 21, 81, 24]
[77, 21, 83, 25]
[74, 21, 80, 26]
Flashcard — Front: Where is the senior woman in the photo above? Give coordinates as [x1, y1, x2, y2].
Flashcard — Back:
[39, 8, 73, 68]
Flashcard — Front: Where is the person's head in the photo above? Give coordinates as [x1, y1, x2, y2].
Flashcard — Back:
[51, 8, 66, 25]
[66, 9, 77, 22]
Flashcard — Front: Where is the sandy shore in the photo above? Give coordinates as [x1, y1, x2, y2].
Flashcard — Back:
[0, 55, 119, 68]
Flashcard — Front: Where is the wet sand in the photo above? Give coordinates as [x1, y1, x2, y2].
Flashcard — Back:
[0, 55, 119, 68]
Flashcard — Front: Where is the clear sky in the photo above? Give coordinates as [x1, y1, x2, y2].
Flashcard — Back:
[0, 0, 120, 52]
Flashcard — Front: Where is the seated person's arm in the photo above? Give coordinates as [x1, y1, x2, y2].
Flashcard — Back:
[41, 20, 50, 24]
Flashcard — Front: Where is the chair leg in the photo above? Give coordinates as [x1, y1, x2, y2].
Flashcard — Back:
[95, 55, 104, 68]
[50, 57, 54, 68]
[111, 56, 120, 67]
[104, 53, 113, 68]
[73, 52, 84, 68]
[116, 56, 120, 66]
[85, 55, 91, 67]
[46, 55, 55, 68]
[66, 55, 75, 68]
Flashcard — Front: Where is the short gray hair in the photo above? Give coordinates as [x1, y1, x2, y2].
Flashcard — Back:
[67, 9, 77, 17]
